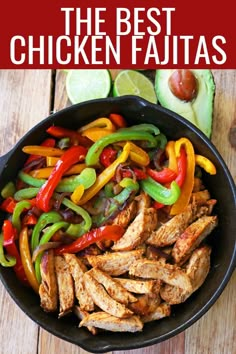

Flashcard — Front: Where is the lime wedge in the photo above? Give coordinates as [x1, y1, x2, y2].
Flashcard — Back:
[113, 70, 157, 104]
[66, 69, 111, 104]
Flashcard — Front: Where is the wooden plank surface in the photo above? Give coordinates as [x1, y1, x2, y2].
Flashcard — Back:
[0, 69, 235, 354]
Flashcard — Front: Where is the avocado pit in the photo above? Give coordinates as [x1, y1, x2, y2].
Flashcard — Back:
[168, 69, 198, 102]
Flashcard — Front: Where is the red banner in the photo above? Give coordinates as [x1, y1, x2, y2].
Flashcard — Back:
[0, 0, 235, 68]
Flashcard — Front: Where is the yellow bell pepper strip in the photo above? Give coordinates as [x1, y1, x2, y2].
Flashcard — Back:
[30, 163, 86, 179]
[86, 130, 157, 167]
[81, 128, 114, 142]
[71, 184, 85, 204]
[22, 145, 64, 157]
[116, 142, 150, 166]
[19, 226, 39, 293]
[170, 138, 195, 215]
[165, 141, 178, 173]
[79, 142, 131, 205]
[78, 117, 116, 133]
[46, 156, 60, 166]
[36, 145, 87, 212]
[140, 177, 181, 205]
[195, 154, 217, 175]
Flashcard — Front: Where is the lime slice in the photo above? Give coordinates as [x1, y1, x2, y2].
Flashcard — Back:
[113, 70, 157, 104]
[66, 69, 111, 104]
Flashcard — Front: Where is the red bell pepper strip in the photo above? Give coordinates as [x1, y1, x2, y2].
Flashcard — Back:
[36, 145, 87, 212]
[55, 225, 125, 255]
[108, 113, 127, 128]
[147, 167, 177, 184]
[175, 147, 187, 187]
[153, 201, 164, 209]
[2, 220, 29, 285]
[22, 214, 38, 227]
[24, 138, 56, 167]
[0, 197, 17, 213]
[121, 167, 147, 180]
[46, 126, 93, 147]
[100, 147, 118, 167]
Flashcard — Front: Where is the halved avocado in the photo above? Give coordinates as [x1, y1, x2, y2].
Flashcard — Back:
[155, 70, 215, 138]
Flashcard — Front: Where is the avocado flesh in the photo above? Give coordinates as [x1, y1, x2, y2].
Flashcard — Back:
[155, 70, 215, 138]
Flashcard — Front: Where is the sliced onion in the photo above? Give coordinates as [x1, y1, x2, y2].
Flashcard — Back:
[153, 148, 165, 171]
[32, 242, 61, 262]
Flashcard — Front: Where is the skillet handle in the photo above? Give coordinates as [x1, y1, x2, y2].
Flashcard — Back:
[0, 151, 12, 175]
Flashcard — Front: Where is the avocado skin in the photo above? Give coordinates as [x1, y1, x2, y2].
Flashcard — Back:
[155, 70, 215, 138]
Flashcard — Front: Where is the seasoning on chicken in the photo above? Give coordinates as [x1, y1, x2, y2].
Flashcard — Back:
[129, 259, 192, 291]
[114, 278, 158, 294]
[141, 302, 171, 323]
[112, 208, 157, 251]
[83, 272, 134, 318]
[88, 267, 137, 304]
[86, 249, 144, 276]
[146, 203, 195, 247]
[63, 253, 94, 311]
[39, 250, 58, 312]
[113, 200, 137, 228]
[160, 245, 212, 304]
[54, 255, 75, 317]
[129, 293, 161, 316]
[172, 215, 218, 265]
[73, 306, 97, 335]
[79, 311, 143, 332]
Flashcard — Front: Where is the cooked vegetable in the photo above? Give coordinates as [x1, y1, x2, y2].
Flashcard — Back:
[0, 115, 218, 334]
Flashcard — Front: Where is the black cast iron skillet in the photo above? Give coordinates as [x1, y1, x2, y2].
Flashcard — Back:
[0, 96, 235, 353]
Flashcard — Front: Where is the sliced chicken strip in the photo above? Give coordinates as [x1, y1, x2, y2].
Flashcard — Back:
[172, 215, 217, 265]
[142, 303, 171, 323]
[112, 208, 157, 251]
[129, 293, 161, 316]
[113, 200, 137, 228]
[79, 311, 143, 332]
[63, 253, 94, 311]
[73, 306, 97, 335]
[83, 272, 133, 318]
[55, 255, 75, 317]
[114, 278, 157, 294]
[135, 191, 151, 213]
[86, 249, 144, 276]
[88, 267, 137, 304]
[39, 250, 58, 312]
[160, 245, 212, 304]
[129, 259, 192, 292]
[146, 203, 195, 247]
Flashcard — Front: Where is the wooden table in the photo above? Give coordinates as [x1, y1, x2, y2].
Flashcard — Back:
[0, 70, 235, 354]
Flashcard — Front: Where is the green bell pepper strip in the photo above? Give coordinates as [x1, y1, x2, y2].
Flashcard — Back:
[61, 197, 92, 237]
[1, 181, 16, 199]
[140, 177, 181, 205]
[93, 178, 139, 226]
[14, 187, 39, 201]
[0, 233, 16, 267]
[104, 182, 115, 198]
[12, 200, 32, 232]
[155, 133, 168, 149]
[31, 211, 62, 251]
[34, 221, 69, 282]
[119, 124, 160, 136]
[18, 171, 46, 187]
[18, 168, 96, 193]
[85, 130, 158, 166]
